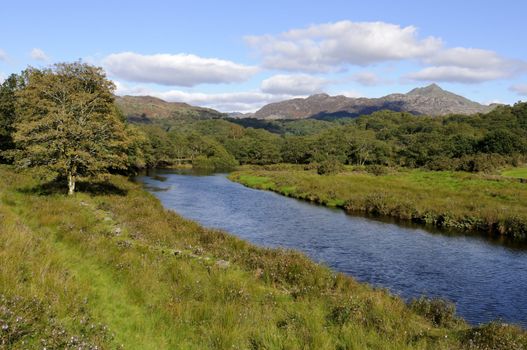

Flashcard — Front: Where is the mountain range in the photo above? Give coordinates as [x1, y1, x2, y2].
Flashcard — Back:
[252, 84, 497, 120]
[116, 84, 497, 123]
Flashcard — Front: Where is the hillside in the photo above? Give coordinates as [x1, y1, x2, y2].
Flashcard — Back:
[253, 84, 495, 120]
[115, 95, 225, 123]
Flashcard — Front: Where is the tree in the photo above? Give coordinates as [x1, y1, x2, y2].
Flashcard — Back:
[0, 73, 25, 162]
[12, 62, 129, 195]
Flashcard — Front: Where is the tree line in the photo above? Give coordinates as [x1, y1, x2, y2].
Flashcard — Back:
[137, 104, 527, 173]
[1, 62, 526, 193]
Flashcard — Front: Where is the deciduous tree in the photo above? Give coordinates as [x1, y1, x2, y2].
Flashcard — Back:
[13, 62, 129, 195]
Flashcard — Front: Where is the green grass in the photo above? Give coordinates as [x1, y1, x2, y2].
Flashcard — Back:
[230, 166, 527, 241]
[1, 165, 526, 349]
[502, 167, 527, 179]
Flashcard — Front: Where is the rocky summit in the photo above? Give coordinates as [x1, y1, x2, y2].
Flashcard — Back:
[253, 84, 496, 120]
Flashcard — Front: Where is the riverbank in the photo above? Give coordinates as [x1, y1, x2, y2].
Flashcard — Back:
[1, 165, 525, 349]
[229, 166, 527, 241]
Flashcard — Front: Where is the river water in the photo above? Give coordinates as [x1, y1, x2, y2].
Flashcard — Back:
[137, 169, 527, 327]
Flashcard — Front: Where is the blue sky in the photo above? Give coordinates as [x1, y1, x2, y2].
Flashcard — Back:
[1, 0, 526, 112]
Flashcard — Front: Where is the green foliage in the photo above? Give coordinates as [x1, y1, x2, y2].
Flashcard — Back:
[141, 125, 178, 167]
[317, 159, 344, 175]
[410, 297, 460, 328]
[462, 322, 527, 350]
[0, 73, 25, 163]
[224, 128, 282, 165]
[11, 62, 130, 194]
[365, 164, 389, 176]
[479, 129, 527, 155]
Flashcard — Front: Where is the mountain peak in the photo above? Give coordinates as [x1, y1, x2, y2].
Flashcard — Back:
[307, 93, 330, 99]
[407, 83, 446, 96]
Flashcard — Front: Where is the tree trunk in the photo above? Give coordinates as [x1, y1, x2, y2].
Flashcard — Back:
[68, 172, 76, 195]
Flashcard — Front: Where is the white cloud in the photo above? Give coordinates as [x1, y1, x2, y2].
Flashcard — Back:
[0, 49, 7, 61]
[260, 74, 328, 95]
[30, 48, 49, 61]
[352, 71, 383, 86]
[510, 84, 527, 96]
[407, 47, 527, 83]
[425, 48, 505, 69]
[246, 20, 442, 72]
[0, 72, 5, 83]
[406, 65, 524, 84]
[103, 52, 259, 87]
[115, 81, 298, 113]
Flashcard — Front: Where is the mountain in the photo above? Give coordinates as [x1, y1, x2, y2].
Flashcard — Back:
[115, 95, 225, 123]
[253, 84, 495, 120]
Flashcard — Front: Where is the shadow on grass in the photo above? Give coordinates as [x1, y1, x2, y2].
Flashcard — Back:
[18, 179, 128, 196]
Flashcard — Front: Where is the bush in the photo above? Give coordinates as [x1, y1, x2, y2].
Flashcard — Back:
[426, 156, 458, 171]
[456, 154, 509, 173]
[303, 162, 319, 171]
[409, 297, 459, 328]
[462, 322, 527, 350]
[317, 159, 344, 175]
[192, 155, 238, 171]
[365, 164, 389, 176]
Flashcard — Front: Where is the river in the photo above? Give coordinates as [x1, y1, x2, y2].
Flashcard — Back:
[137, 169, 527, 327]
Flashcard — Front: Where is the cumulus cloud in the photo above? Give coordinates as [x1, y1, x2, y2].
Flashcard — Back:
[407, 47, 527, 83]
[510, 84, 527, 96]
[260, 74, 328, 95]
[246, 20, 442, 72]
[115, 81, 298, 112]
[425, 47, 507, 69]
[0, 49, 7, 61]
[30, 48, 49, 61]
[103, 52, 259, 87]
[406, 66, 514, 84]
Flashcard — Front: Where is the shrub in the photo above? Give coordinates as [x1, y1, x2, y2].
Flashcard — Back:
[462, 322, 527, 350]
[456, 154, 509, 173]
[365, 164, 389, 176]
[409, 297, 459, 328]
[303, 162, 319, 171]
[426, 157, 458, 171]
[317, 159, 344, 175]
[192, 155, 238, 171]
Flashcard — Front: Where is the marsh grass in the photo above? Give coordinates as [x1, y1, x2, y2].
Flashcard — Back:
[230, 166, 527, 241]
[1, 165, 525, 349]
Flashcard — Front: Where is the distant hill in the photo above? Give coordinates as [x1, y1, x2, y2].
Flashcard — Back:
[115, 95, 225, 123]
[253, 84, 495, 120]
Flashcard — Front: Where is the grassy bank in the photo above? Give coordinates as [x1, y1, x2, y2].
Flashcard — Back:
[1, 165, 526, 349]
[229, 166, 527, 241]
[502, 166, 527, 179]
